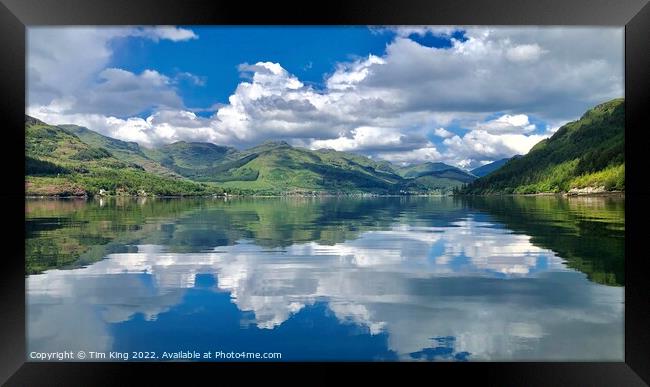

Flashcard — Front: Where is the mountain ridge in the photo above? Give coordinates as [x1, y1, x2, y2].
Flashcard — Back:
[470, 156, 520, 178]
[463, 98, 624, 194]
[28, 98, 623, 197]
[60, 124, 182, 178]
[25, 117, 475, 196]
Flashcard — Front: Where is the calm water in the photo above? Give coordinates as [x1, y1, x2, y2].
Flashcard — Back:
[26, 196, 624, 361]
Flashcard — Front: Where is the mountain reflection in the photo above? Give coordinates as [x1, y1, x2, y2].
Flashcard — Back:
[26, 196, 624, 361]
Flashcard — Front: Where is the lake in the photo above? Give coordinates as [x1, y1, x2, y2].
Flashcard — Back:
[25, 195, 624, 361]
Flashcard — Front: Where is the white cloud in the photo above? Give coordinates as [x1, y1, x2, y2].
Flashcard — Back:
[376, 145, 443, 165]
[28, 28, 116, 106]
[28, 26, 197, 115]
[443, 130, 547, 169]
[133, 26, 198, 42]
[434, 127, 454, 138]
[25, 108, 222, 147]
[310, 126, 405, 152]
[476, 114, 536, 134]
[84, 68, 183, 116]
[362, 28, 622, 119]
[506, 44, 546, 62]
[238, 62, 304, 90]
[31, 67, 184, 119]
[374, 25, 461, 38]
[326, 55, 386, 90]
[27, 26, 623, 165]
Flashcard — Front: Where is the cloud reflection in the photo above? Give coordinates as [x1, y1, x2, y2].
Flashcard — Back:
[27, 215, 623, 360]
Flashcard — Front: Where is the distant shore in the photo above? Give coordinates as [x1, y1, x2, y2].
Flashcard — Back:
[458, 191, 624, 198]
[24, 192, 450, 199]
[25, 190, 625, 200]
[525, 192, 624, 198]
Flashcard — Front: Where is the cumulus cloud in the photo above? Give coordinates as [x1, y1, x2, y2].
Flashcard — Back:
[84, 68, 183, 116]
[506, 44, 546, 62]
[434, 128, 454, 138]
[377, 145, 443, 165]
[310, 126, 411, 152]
[132, 26, 198, 42]
[442, 131, 548, 169]
[28, 66, 186, 132]
[476, 114, 536, 134]
[27, 26, 623, 166]
[373, 25, 461, 38]
[362, 29, 621, 119]
[28, 26, 197, 116]
[326, 55, 386, 90]
[26, 108, 221, 147]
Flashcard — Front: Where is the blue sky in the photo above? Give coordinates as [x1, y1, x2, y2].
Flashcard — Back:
[109, 26, 395, 109]
[27, 26, 623, 169]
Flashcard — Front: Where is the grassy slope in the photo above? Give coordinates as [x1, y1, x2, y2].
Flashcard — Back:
[148, 141, 239, 168]
[25, 118, 220, 197]
[26, 118, 480, 195]
[217, 143, 407, 194]
[135, 138, 473, 194]
[397, 162, 476, 183]
[463, 98, 624, 194]
[59, 124, 181, 178]
[145, 140, 417, 193]
[145, 142, 258, 183]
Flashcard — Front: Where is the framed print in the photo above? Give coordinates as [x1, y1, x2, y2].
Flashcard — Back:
[1, 0, 649, 385]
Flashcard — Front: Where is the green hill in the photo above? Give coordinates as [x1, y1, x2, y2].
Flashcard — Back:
[59, 124, 181, 178]
[401, 175, 468, 193]
[26, 119, 132, 173]
[213, 142, 407, 194]
[25, 117, 219, 197]
[148, 141, 239, 168]
[25, 117, 480, 196]
[395, 162, 477, 193]
[207, 142, 472, 194]
[127, 138, 473, 194]
[397, 161, 475, 181]
[143, 141, 255, 182]
[463, 98, 624, 194]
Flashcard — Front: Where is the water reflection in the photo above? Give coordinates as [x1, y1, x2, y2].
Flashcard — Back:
[26, 196, 624, 361]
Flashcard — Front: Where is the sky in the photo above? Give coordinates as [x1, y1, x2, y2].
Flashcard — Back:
[27, 26, 623, 169]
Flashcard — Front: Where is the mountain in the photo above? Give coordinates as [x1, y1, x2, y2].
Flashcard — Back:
[25, 117, 219, 197]
[147, 141, 239, 168]
[141, 141, 243, 181]
[206, 143, 475, 194]
[397, 162, 476, 183]
[25, 117, 479, 196]
[470, 156, 519, 178]
[463, 98, 624, 194]
[59, 124, 180, 178]
[209, 142, 407, 194]
[393, 162, 477, 193]
[26, 119, 132, 174]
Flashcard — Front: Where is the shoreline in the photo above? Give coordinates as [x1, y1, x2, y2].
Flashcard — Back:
[24, 193, 450, 199]
[24, 191, 625, 200]
[458, 191, 624, 198]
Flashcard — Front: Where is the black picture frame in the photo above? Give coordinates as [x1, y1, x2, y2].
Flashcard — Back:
[1, 0, 649, 385]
